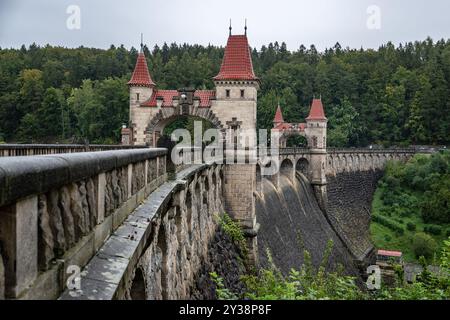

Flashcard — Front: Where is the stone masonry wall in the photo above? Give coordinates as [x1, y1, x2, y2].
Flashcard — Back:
[325, 170, 383, 261]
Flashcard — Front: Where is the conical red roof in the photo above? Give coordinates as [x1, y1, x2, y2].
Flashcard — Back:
[273, 105, 284, 123]
[306, 99, 327, 120]
[128, 52, 155, 87]
[214, 35, 258, 81]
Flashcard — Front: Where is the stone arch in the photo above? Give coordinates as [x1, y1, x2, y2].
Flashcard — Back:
[130, 267, 146, 300]
[342, 155, 347, 171]
[145, 108, 224, 147]
[296, 157, 310, 179]
[280, 158, 294, 180]
[202, 176, 209, 213]
[156, 225, 168, 300]
[281, 132, 308, 148]
[354, 155, 360, 170]
[348, 155, 354, 169]
[262, 160, 278, 186]
[185, 190, 193, 242]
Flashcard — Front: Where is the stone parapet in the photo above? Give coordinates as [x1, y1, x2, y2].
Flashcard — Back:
[0, 149, 167, 299]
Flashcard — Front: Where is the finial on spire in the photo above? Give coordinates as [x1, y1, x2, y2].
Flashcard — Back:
[245, 19, 247, 35]
[229, 19, 232, 36]
[140, 33, 143, 53]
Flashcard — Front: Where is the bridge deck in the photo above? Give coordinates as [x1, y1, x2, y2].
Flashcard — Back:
[59, 164, 206, 300]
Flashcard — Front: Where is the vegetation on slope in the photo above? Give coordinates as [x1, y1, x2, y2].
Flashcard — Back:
[212, 238, 450, 300]
[370, 151, 450, 262]
[1, 38, 450, 145]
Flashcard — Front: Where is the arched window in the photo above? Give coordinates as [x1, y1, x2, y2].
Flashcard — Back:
[312, 136, 318, 148]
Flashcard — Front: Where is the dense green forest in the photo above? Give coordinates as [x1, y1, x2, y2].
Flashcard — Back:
[1, 38, 450, 145]
[371, 151, 450, 262]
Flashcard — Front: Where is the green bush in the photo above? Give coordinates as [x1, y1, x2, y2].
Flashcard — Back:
[217, 213, 247, 256]
[407, 222, 416, 232]
[372, 214, 404, 235]
[412, 232, 438, 260]
[423, 225, 442, 236]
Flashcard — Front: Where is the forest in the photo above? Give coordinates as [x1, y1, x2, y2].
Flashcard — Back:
[371, 151, 450, 262]
[0, 38, 450, 146]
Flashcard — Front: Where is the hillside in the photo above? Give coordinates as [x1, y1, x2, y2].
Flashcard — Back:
[1, 38, 450, 146]
[370, 151, 450, 263]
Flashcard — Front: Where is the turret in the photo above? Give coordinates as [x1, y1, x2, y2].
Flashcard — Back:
[125, 42, 156, 145]
[305, 98, 327, 149]
[273, 104, 284, 126]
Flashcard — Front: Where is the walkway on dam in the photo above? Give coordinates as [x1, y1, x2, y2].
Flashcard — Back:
[59, 164, 205, 300]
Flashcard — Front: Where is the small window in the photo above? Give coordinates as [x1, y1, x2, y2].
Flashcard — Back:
[240, 89, 245, 98]
[136, 93, 140, 101]
[226, 89, 230, 98]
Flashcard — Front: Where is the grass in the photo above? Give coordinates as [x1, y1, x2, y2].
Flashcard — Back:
[370, 188, 450, 263]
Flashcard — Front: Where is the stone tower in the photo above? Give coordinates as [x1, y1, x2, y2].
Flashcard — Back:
[126, 47, 156, 145]
[305, 98, 328, 209]
[210, 34, 259, 149]
[210, 31, 259, 262]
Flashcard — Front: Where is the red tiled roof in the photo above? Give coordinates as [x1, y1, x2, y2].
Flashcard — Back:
[377, 250, 402, 257]
[194, 90, 216, 107]
[273, 122, 306, 131]
[141, 90, 177, 107]
[128, 52, 155, 87]
[214, 35, 258, 81]
[306, 99, 327, 121]
[273, 105, 284, 123]
[141, 90, 215, 108]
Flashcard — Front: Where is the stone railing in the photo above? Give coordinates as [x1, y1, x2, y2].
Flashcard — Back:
[327, 148, 419, 154]
[0, 144, 147, 157]
[0, 148, 167, 299]
[60, 163, 225, 300]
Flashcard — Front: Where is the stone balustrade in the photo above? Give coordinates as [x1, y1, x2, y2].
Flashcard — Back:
[0, 144, 147, 157]
[0, 148, 167, 299]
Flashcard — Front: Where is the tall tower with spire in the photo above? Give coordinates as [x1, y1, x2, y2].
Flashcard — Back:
[127, 38, 156, 144]
[211, 26, 259, 149]
[209, 26, 260, 263]
[305, 98, 328, 209]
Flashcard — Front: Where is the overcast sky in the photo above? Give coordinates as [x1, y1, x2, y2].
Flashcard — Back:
[1, 0, 450, 51]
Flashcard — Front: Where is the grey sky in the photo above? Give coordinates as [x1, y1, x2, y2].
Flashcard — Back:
[1, 0, 450, 51]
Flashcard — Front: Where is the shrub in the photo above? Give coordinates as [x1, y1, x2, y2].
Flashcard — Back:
[423, 225, 442, 236]
[407, 222, 416, 232]
[217, 213, 247, 256]
[372, 214, 404, 234]
[412, 232, 438, 260]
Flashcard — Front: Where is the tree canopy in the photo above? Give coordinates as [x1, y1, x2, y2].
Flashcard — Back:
[1, 38, 449, 145]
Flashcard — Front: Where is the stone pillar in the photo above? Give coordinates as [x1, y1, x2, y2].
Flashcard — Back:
[0, 196, 38, 298]
[309, 149, 328, 211]
[223, 162, 258, 264]
[128, 164, 133, 198]
[97, 173, 106, 224]
[121, 127, 132, 145]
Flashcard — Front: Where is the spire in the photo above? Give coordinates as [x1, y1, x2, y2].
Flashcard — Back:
[306, 98, 327, 121]
[140, 33, 143, 53]
[273, 104, 284, 124]
[229, 19, 232, 36]
[244, 19, 247, 35]
[128, 47, 155, 87]
[213, 30, 258, 82]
